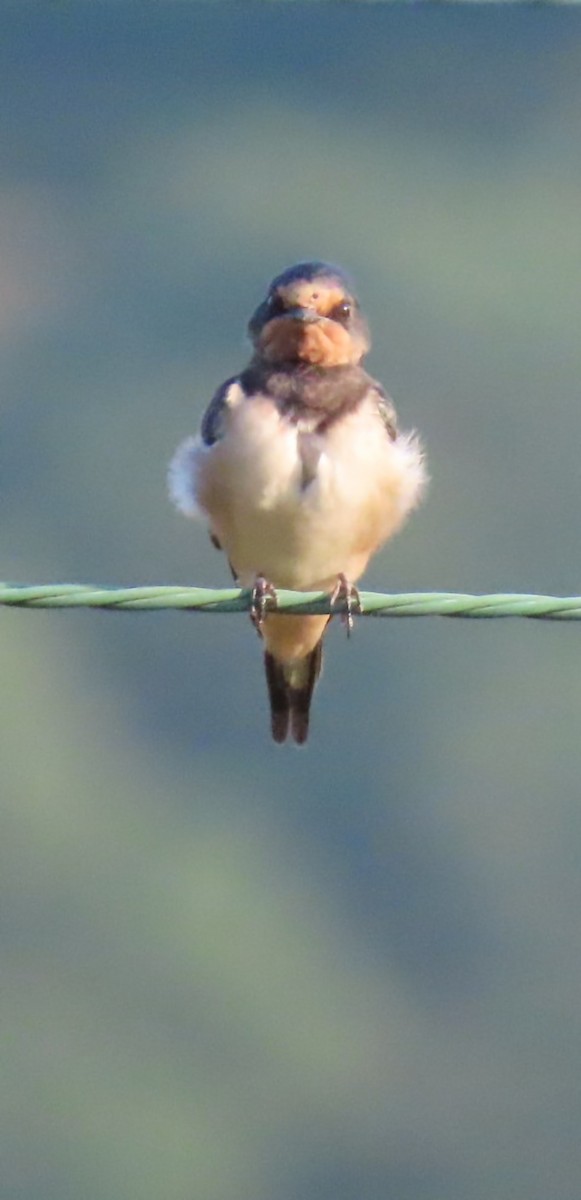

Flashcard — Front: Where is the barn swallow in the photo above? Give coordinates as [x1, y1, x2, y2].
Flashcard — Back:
[169, 261, 426, 744]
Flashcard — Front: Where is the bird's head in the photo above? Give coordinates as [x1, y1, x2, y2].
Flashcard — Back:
[248, 261, 370, 368]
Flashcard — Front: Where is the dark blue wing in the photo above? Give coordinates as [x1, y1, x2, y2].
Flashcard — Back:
[374, 386, 398, 442]
[200, 375, 240, 446]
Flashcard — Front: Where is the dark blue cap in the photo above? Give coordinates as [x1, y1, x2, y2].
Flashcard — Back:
[269, 261, 353, 292]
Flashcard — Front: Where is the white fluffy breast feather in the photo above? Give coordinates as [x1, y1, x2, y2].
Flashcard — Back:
[169, 389, 426, 590]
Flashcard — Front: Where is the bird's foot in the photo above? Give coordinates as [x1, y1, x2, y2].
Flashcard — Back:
[250, 575, 278, 637]
[330, 574, 362, 638]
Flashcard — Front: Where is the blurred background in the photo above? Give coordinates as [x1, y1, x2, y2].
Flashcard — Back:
[1, 4, 581, 1198]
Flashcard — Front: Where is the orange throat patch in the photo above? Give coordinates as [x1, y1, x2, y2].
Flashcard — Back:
[260, 317, 357, 367]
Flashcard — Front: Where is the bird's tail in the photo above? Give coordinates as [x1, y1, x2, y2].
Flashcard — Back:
[264, 639, 324, 745]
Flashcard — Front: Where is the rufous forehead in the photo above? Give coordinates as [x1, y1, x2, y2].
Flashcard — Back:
[276, 280, 348, 316]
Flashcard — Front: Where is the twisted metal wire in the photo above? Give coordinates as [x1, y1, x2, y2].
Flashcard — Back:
[1, 583, 581, 618]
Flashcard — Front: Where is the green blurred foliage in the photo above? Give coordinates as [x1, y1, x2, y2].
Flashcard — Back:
[1, 5, 581, 1199]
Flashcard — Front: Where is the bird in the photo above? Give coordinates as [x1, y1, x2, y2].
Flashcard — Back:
[168, 261, 426, 744]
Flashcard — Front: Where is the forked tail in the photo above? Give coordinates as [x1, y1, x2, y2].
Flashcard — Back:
[264, 640, 324, 745]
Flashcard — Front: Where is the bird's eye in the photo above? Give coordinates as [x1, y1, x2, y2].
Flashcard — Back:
[265, 293, 285, 317]
[331, 301, 352, 323]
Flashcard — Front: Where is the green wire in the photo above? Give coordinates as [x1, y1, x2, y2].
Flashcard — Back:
[2, 583, 581, 618]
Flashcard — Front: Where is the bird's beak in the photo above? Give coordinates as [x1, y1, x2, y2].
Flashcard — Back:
[285, 306, 322, 324]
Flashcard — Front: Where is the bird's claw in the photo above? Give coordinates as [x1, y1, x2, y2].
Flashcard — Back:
[250, 575, 278, 637]
[331, 574, 362, 637]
